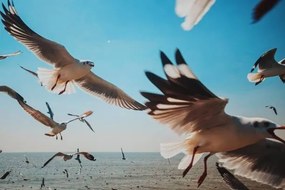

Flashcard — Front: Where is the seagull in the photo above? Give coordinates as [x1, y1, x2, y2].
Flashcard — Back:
[175, 0, 215, 31]
[0, 170, 11, 179]
[41, 151, 96, 168]
[0, 85, 93, 140]
[216, 162, 249, 190]
[252, 0, 281, 23]
[74, 148, 83, 168]
[247, 48, 285, 85]
[140, 49, 285, 187]
[40, 177, 45, 189]
[121, 148, 126, 160]
[265, 105, 278, 115]
[0, 0, 146, 111]
[25, 156, 29, 164]
[175, 0, 280, 31]
[0, 50, 21, 60]
[63, 169, 69, 178]
[67, 111, 94, 133]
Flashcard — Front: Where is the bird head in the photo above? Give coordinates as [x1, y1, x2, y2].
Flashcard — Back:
[80, 60, 94, 68]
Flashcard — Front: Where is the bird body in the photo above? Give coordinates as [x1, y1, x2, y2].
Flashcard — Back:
[141, 49, 285, 187]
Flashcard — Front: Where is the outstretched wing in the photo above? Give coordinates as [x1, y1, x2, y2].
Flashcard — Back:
[217, 139, 285, 189]
[0, 50, 21, 60]
[45, 102, 54, 120]
[77, 152, 96, 161]
[75, 72, 146, 110]
[0, 85, 25, 102]
[250, 48, 278, 72]
[0, 0, 76, 68]
[141, 49, 228, 134]
[252, 0, 280, 23]
[41, 152, 66, 168]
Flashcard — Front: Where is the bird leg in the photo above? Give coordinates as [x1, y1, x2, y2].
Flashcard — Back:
[197, 153, 213, 187]
[58, 81, 69, 95]
[183, 146, 199, 177]
[59, 133, 63, 140]
[51, 74, 61, 90]
[55, 135, 58, 140]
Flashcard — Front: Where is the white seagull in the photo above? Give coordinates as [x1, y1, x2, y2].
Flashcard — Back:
[140, 49, 285, 188]
[0, 85, 94, 140]
[0, 50, 21, 60]
[247, 48, 285, 85]
[67, 111, 94, 133]
[0, 0, 145, 110]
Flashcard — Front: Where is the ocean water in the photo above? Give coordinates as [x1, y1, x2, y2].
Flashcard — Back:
[0, 152, 274, 190]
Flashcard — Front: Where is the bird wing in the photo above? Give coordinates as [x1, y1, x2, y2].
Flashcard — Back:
[45, 102, 54, 120]
[18, 101, 58, 128]
[0, 171, 11, 179]
[0, 0, 76, 68]
[77, 152, 96, 161]
[0, 85, 25, 102]
[141, 49, 229, 134]
[75, 72, 146, 110]
[121, 148, 125, 158]
[41, 152, 66, 168]
[250, 48, 278, 72]
[175, 0, 215, 31]
[216, 163, 249, 190]
[20, 66, 38, 78]
[252, 0, 280, 23]
[83, 119, 94, 133]
[217, 139, 285, 189]
[0, 50, 21, 60]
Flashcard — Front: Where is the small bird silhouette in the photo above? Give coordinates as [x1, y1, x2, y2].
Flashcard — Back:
[265, 105, 278, 115]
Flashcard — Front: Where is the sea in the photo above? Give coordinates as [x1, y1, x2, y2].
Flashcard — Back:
[0, 152, 275, 190]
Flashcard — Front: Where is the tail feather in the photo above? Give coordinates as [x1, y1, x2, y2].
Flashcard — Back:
[37, 68, 75, 94]
[247, 73, 262, 82]
[160, 141, 185, 159]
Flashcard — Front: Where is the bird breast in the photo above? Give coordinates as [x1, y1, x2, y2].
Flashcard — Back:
[59, 63, 91, 81]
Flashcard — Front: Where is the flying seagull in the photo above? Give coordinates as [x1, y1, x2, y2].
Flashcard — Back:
[121, 148, 126, 160]
[40, 177, 45, 189]
[252, 0, 281, 23]
[0, 171, 11, 180]
[247, 48, 285, 85]
[216, 162, 249, 190]
[74, 148, 83, 168]
[0, 85, 93, 140]
[0, 50, 21, 60]
[25, 156, 29, 164]
[41, 151, 96, 168]
[63, 169, 69, 178]
[0, 0, 145, 111]
[140, 49, 285, 187]
[265, 105, 278, 115]
[175, 0, 280, 31]
[67, 111, 94, 133]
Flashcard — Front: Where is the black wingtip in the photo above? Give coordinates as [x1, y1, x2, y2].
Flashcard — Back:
[160, 51, 173, 67]
[175, 49, 187, 65]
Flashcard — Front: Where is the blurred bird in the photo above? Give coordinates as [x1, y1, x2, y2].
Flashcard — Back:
[25, 156, 30, 164]
[265, 105, 278, 115]
[41, 151, 96, 168]
[0, 171, 11, 179]
[216, 163, 249, 190]
[63, 169, 69, 178]
[74, 148, 83, 168]
[0, 85, 94, 140]
[0, 50, 21, 60]
[40, 177, 45, 189]
[67, 111, 94, 133]
[121, 148, 126, 160]
[141, 49, 285, 187]
[247, 48, 285, 85]
[252, 0, 281, 23]
[0, 0, 146, 111]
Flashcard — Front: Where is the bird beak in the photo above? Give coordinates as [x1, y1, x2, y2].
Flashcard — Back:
[268, 126, 285, 144]
[90, 62, 94, 67]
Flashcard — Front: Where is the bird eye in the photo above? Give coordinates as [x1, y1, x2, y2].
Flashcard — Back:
[253, 121, 259, 128]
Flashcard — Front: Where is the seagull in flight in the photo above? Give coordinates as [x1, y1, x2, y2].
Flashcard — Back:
[140, 49, 285, 187]
[121, 148, 126, 160]
[41, 151, 96, 168]
[0, 170, 11, 180]
[0, 85, 94, 140]
[0, 50, 21, 60]
[247, 48, 285, 85]
[216, 163, 249, 190]
[0, 0, 146, 111]
[265, 105, 278, 115]
[67, 111, 94, 133]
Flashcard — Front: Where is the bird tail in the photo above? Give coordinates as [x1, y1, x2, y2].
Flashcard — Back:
[247, 73, 262, 82]
[160, 140, 203, 170]
[37, 68, 75, 94]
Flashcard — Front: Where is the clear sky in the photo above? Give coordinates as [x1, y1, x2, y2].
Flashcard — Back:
[0, 0, 285, 152]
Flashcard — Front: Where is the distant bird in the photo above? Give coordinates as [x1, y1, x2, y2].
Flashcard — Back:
[0, 85, 93, 140]
[20, 66, 43, 86]
[40, 177, 45, 189]
[67, 111, 94, 133]
[141, 49, 285, 187]
[0, 50, 21, 60]
[41, 151, 96, 168]
[216, 162, 249, 190]
[121, 148, 126, 160]
[175, 0, 280, 31]
[0, 171, 11, 179]
[74, 148, 83, 168]
[0, 150, 2, 153]
[25, 156, 30, 164]
[265, 105, 278, 115]
[1, 0, 146, 111]
[63, 169, 69, 178]
[247, 48, 285, 85]
[252, 0, 281, 23]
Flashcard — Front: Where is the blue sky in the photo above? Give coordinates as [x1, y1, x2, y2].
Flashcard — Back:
[0, 0, 285, 152]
